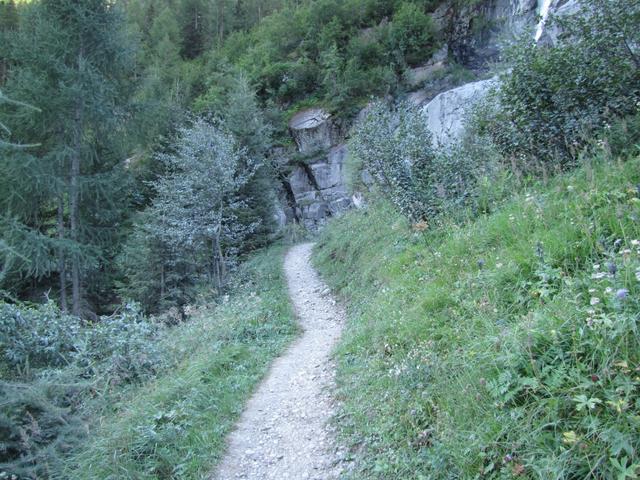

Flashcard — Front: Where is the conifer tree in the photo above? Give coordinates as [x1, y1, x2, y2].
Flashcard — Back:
[2, 0, 136, 315]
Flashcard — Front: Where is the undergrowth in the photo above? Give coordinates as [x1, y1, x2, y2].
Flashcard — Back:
[66, 245, 298, 479]
[1, 245, 297, 479]
[314, 155, 640, 479]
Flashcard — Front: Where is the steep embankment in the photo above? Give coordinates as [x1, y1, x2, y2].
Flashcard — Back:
[314, 157, 640, 478]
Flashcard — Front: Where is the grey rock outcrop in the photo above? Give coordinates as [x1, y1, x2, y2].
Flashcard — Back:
[444, 0, 540, 68]
[286, 140, 352, 230]
[283, 107, 351, 229]
[289, 108, 336, 154]
[422, 77, 498, 147]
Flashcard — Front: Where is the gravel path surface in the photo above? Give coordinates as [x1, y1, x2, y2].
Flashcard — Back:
[212, 243, 345, 480]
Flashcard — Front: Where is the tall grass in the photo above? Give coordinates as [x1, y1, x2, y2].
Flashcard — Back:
[314, 155, 640, 478]
[65, 246, 298, 479]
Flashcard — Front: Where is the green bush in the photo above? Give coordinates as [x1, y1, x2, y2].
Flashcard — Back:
[350, 101, 490, 223]
[0, 301, 165, 478]
[0, 302, 81, 372]
[388, 2, 438, 67]
[484, 0, 640, 170]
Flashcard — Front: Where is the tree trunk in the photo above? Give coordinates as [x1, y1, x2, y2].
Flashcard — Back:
[160, 260, 166, 300]
[70, 137, 81, 316]
[212, 232, 222, 293]
[70, 53, 84, 317]
[218, 1, 225, 44]
[57, 193, 68, 312]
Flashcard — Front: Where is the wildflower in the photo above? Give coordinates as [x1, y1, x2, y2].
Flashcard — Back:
[477, 259, 485, 269]
[591, 272, 607, 280]
[636, 270, 640, 281]
[605, 287, 613, 294]
[593, 264, 601, 270]
[590, 297, 600, 306]
[614, 239, 623, 249]
[607, 262, 617, 275]
[591, 374, 599, 382]
[631, 239, 640, 247]
[616, 289, 629, 300]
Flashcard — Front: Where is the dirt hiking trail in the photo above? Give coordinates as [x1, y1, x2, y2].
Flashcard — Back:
[212, 243, 345, 480]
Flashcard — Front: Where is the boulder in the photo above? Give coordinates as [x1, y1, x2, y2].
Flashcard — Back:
[422, 76, 498, 147]
[289, 108, 334, 153]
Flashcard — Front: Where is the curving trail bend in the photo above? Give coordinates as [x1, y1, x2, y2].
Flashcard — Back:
[212, 243, 345, 480]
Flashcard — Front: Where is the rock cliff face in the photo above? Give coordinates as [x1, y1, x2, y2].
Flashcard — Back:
[279, 0, 582, 229]
[422, 77, 498, 147]
[418, 0, 582, 146]
[284, 110, 352, 230]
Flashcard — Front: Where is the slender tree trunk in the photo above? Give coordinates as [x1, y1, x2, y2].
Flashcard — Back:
[70, 136, 81, 316]
[217, 232, 226, 286]
[212, 233, 221, 292]
[70, 54, 84, 316]
[57, 193, 68, 312]
[211, 205, 226, 293]
[160, 260, 166, 300]
[218, 1, 225, 44]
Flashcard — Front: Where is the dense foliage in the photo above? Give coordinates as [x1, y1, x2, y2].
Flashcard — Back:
[220, 0, 440, 116]
[482, 0, 640, 171]
[0, 245, 297, 478]
[351, 101, 492, 222]
[0, 301, 164, 477]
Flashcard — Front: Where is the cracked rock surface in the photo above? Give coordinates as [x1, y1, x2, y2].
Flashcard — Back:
[212, 243, 345, 480]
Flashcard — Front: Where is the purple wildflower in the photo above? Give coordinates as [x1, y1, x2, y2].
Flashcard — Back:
[616, 289, 629, 300]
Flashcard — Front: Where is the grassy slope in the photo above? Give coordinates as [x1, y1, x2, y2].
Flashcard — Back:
[67, 245, 298, 479]
[314, 156, 640, 479]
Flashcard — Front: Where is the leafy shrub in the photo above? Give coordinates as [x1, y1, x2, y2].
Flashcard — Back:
[484, 0, 640, 170]
[79, 303, 166, 384]
[350, 101, 488, 222]
[0, 302, 82, 373]
[388, 2, 438, 67]
[0, 301, 165, 478]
